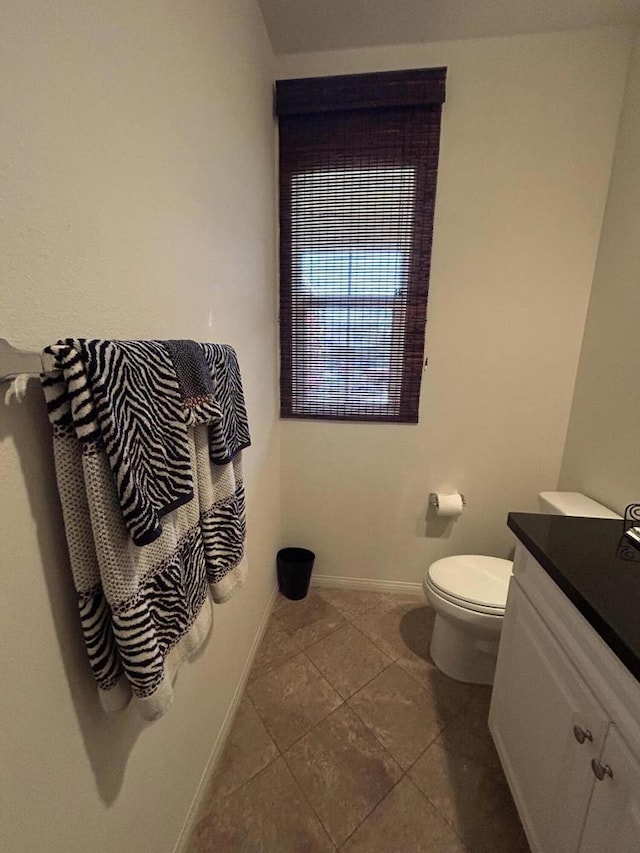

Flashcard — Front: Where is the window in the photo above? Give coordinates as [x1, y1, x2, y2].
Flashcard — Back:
[276, 68, 446, 423]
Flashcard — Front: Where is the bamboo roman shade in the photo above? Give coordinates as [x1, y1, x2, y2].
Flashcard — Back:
[276, 67, 446, 423]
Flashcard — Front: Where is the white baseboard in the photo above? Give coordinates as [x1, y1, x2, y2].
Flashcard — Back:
[311, 573, 423, 597]
[173, 582, 278, 853]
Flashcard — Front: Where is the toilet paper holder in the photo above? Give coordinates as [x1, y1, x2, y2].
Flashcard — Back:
[429, 492, 467, 510]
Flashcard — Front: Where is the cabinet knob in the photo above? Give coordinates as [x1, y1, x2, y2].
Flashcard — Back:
[573, 725, 593, 744]
[591, 759, 613, 781]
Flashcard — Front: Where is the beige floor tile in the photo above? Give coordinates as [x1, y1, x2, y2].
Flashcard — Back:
[248, 653, 342, 750]
[272, 590, 304, 615]
[341, 776, 468, 852]
[409, 735, 529, 852]
[386, 593, 429, 610]
[305, 625, 393, 699]
[272, 589, 338, 624]
[201, 696, 278, 801]
[272, 590, 347, 648]
[190, 595, 526, 852]
[187, 757, 334, 852]
[284, 704, 402, 847]
[348, 664, 449, 769]
[400, 610, 437, 658]
[248, 620, 303, 683]
[315, 587, 422, 620]
[352, 603, 431, 660]
[466, 802, 530, 853]
[436, 689, 501, 772]
[395, 630, 481, 720]
[410, 737, 507, 837]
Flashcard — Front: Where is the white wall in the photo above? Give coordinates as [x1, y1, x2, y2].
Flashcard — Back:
[559, 30, 640, 514]
[277, 27, 633, 582]
[0, 2, 278, 852]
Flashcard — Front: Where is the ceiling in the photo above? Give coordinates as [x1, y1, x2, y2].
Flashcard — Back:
[258, 0, 640, 54]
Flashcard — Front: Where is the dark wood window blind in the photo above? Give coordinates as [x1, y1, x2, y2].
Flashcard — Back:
[276, 67, 446, 423]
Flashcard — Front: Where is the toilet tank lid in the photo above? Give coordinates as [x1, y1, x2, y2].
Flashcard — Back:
[538, 491, 622, 519]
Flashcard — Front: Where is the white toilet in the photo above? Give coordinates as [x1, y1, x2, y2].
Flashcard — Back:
[423, 491, 621, 685]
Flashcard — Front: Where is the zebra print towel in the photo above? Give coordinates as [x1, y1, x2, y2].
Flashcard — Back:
[41, 339, 250, 720]
[43, 338, 250, 546]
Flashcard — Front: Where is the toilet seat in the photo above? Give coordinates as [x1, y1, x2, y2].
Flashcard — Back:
[425, 555, 512, 615]
[425, 579, 505, 615]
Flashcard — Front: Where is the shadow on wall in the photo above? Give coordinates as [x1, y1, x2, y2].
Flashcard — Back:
[423, 503, 456, 539]
[1, 379, 144, 805]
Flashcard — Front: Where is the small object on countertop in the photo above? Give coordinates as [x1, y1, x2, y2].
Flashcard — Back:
[623, 502, 640, 526]
[623, 526, 640, 550]
[622, 503, 640, 553]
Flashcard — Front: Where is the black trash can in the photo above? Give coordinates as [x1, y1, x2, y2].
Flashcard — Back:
[277, 547, 315, 600]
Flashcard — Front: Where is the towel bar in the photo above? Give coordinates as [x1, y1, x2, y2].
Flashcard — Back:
[0, 338, 52, 383]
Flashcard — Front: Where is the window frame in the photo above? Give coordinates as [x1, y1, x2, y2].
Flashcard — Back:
[276, 68, 446, 424]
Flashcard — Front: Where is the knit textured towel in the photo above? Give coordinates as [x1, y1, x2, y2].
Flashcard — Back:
[41, 339, 250, 720]
[165, 338, 216, 402]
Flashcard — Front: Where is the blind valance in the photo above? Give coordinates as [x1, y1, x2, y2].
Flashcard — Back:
[275, 67, 447, 116]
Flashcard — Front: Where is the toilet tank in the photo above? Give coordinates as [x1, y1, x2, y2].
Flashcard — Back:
[538, 491, 622, 519]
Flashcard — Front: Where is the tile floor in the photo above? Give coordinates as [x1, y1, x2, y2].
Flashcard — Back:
[187, 588, 530, 852]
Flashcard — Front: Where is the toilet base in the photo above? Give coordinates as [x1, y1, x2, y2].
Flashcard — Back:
[429, 612, 500, 685]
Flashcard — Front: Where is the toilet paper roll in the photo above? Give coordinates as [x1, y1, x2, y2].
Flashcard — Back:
[433, 492, 465, 518]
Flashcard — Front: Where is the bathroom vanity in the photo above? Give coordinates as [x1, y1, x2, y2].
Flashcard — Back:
[489, 514, 640, 853]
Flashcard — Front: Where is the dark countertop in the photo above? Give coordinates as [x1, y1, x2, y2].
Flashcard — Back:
[507, 512, 640, 681]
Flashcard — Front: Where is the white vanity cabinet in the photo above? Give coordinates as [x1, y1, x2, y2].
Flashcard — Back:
[489, 580, 608, 852]
[489, 543, 640, 853]
[579, 727, 640, 853]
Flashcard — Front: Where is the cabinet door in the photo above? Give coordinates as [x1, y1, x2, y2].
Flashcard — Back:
[579, 727, 640, 852]
[489, 582, 609, 853]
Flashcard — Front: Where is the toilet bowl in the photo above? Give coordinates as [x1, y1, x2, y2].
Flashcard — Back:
[423, 491, 622, 685]
[424, 555, 512, 684]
